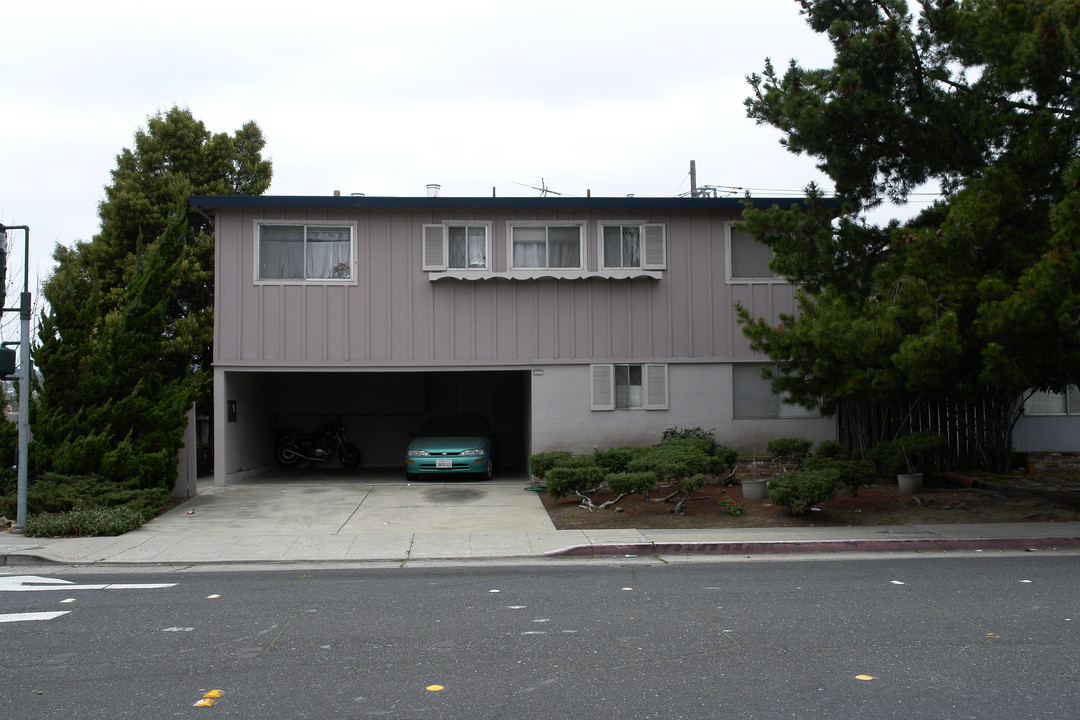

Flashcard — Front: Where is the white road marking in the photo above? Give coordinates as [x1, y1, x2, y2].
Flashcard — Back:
[0, 611, 70, 623]
[0, 576, 176, 592]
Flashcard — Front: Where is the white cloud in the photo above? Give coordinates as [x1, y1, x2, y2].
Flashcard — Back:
[2, 0, 861, 289]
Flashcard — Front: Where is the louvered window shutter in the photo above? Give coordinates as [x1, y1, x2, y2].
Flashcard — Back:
[644, 364, 669, 410]
[591, 364, 615, 411]
[642, 224, 666, 269]
[422, 224, 446, 271]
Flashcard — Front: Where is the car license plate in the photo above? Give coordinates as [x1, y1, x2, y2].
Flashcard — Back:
[436, 459, 452, 469]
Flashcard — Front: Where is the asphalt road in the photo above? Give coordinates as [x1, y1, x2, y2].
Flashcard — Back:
[2, 553, 1078, 719]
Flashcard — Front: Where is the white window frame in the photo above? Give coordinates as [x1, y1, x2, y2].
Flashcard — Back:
[598, 221, 667, 270]
[508, 221, 585, 271]
[422, 221, 492, 271]
[726, 221, 784, 284]
[1023, 386, 1080, 416]
[254, 220, 358, 284]
[591, 363, 668, 411]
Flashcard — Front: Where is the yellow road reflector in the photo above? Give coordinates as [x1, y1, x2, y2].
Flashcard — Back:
[426, 685, 445, 692]
[204, 690, 224, 698]
[855, 675, 875, 681]
[193, 698, 217, 707]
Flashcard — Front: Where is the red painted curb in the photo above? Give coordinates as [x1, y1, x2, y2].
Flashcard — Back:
[544, 536, 1080, 557]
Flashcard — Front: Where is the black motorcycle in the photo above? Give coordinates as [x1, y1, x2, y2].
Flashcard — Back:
[274, 422, 361, 467]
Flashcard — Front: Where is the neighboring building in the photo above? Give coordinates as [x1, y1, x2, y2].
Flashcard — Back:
[1014, 387, 1080, 471]
[191, 194, 837, 485]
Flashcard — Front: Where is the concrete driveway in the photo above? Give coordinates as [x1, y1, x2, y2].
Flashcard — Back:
[153, 469, 555, 536]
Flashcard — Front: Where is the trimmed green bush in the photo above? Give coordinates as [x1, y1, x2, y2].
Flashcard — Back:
[528, 451, 574, 481]
[767, 437, 813, 463]
[814, 440, 844, 459]
[868, 431, 947, 476]
[803, 457, 875, 493]
[593, 447, 639, 474]
[24, 504, 150, 537]
[768, 469, 842, 515]
[661, 426, 719, 453]
[546, 464, 605, 499]
[605, 471, 658, 497]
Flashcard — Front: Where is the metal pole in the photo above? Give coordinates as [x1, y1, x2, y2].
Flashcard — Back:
[16, 289, 29, 532]
[0, 224, 30, 533]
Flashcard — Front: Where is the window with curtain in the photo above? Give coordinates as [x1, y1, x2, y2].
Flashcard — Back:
[257, 223, 354, 281]
[602, 225, 641, 268]
[511, 224, 582, 269]
[447, 225, 488, 269]
[590, 363, 668, 411]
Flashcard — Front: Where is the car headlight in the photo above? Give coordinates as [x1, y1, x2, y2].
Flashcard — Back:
[460, 448, 486, 456]
[406, 449, 429, 457]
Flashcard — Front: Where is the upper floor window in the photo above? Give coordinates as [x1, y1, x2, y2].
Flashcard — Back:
[423, 223, 491, 271]
[256, 221, 355, 282]
[600, 222, 666, 270]
[510, 224, 583, 270]
[728, 224, 782, 282]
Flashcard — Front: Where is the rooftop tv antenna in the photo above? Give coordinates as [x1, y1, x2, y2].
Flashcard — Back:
[511, 177, 570, 197]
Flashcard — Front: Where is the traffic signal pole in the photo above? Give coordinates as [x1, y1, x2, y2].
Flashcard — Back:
[0, 224, 30, 532]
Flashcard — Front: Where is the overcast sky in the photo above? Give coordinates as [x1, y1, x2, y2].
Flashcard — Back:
[1, 0, 926, 298]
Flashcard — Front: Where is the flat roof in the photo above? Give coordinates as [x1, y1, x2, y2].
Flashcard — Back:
[190, 195, 835, 212]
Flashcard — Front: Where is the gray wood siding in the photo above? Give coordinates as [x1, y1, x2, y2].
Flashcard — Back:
[214, 206, 795, 367]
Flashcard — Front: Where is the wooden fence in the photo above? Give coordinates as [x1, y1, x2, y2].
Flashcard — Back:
[836, 393, 1020, 472]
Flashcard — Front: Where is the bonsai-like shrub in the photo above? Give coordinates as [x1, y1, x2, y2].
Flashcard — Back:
[605, 471, 658, 497]
[528, 451, 574, 482]
[814, 440, 844, 459]
[766, 437, 813, 470]
[804, 457, 875, 494]
[868, 431, 947, 476]
[545, 464, 606, 499]
[661, 426, 719, 454]
[768, 469, 841, 515]
[593, 447, 639, 474]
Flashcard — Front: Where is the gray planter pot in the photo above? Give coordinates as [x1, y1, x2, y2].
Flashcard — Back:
[741, 479, 769, 500]
[897, 472, 923, 494]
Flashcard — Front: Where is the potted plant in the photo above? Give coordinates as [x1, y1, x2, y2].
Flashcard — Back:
[869, 431, 946, 493]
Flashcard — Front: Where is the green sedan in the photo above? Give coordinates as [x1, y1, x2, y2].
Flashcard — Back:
[405, 413, 496, 481]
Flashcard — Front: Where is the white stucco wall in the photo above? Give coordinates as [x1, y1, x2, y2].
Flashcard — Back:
[528, 363, 836, 456]
[1012, 414, 1080, 453]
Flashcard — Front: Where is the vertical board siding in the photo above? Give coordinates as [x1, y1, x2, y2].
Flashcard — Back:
[214, 205, 796, 366]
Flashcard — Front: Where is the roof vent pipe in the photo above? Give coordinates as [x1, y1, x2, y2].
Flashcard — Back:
[426, 184, 441, 197]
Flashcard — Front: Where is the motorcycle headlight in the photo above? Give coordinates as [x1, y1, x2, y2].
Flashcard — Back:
[460, 448, 486, 456]
[407, 449, 429, 457]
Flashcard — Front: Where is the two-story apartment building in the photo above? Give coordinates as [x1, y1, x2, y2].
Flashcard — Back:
[191, 194, 837, 485]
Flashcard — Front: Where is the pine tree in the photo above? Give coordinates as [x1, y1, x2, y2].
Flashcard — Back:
[32, 108, 272, 501]
[737, 0, 1079, 467]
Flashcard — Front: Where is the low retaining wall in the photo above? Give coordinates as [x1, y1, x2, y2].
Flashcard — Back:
[1026, 452, 1080, 473]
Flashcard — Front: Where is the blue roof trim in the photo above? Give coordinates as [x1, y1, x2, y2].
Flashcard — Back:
[189, 195, 838, 211]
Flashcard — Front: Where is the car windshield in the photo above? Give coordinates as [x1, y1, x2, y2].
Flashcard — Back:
[417, 414, 490, 437]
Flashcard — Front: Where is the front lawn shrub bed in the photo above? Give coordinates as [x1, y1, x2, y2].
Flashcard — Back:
[768, 469, 842, 515]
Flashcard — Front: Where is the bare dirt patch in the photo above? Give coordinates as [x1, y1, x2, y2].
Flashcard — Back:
[539, 477, 1080, 530]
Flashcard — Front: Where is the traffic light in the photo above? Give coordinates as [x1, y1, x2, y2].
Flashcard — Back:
[0, 348, 14, 377]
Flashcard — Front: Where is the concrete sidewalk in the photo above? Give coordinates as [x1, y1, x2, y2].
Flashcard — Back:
[3, 476, 1080, 566]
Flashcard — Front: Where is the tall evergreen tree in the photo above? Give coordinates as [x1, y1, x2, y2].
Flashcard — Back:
[737, 0, 1078, 467]
[33, 108, 272, 494]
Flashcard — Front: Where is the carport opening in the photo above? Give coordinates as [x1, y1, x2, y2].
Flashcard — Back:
[248, 369, 530, 478]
